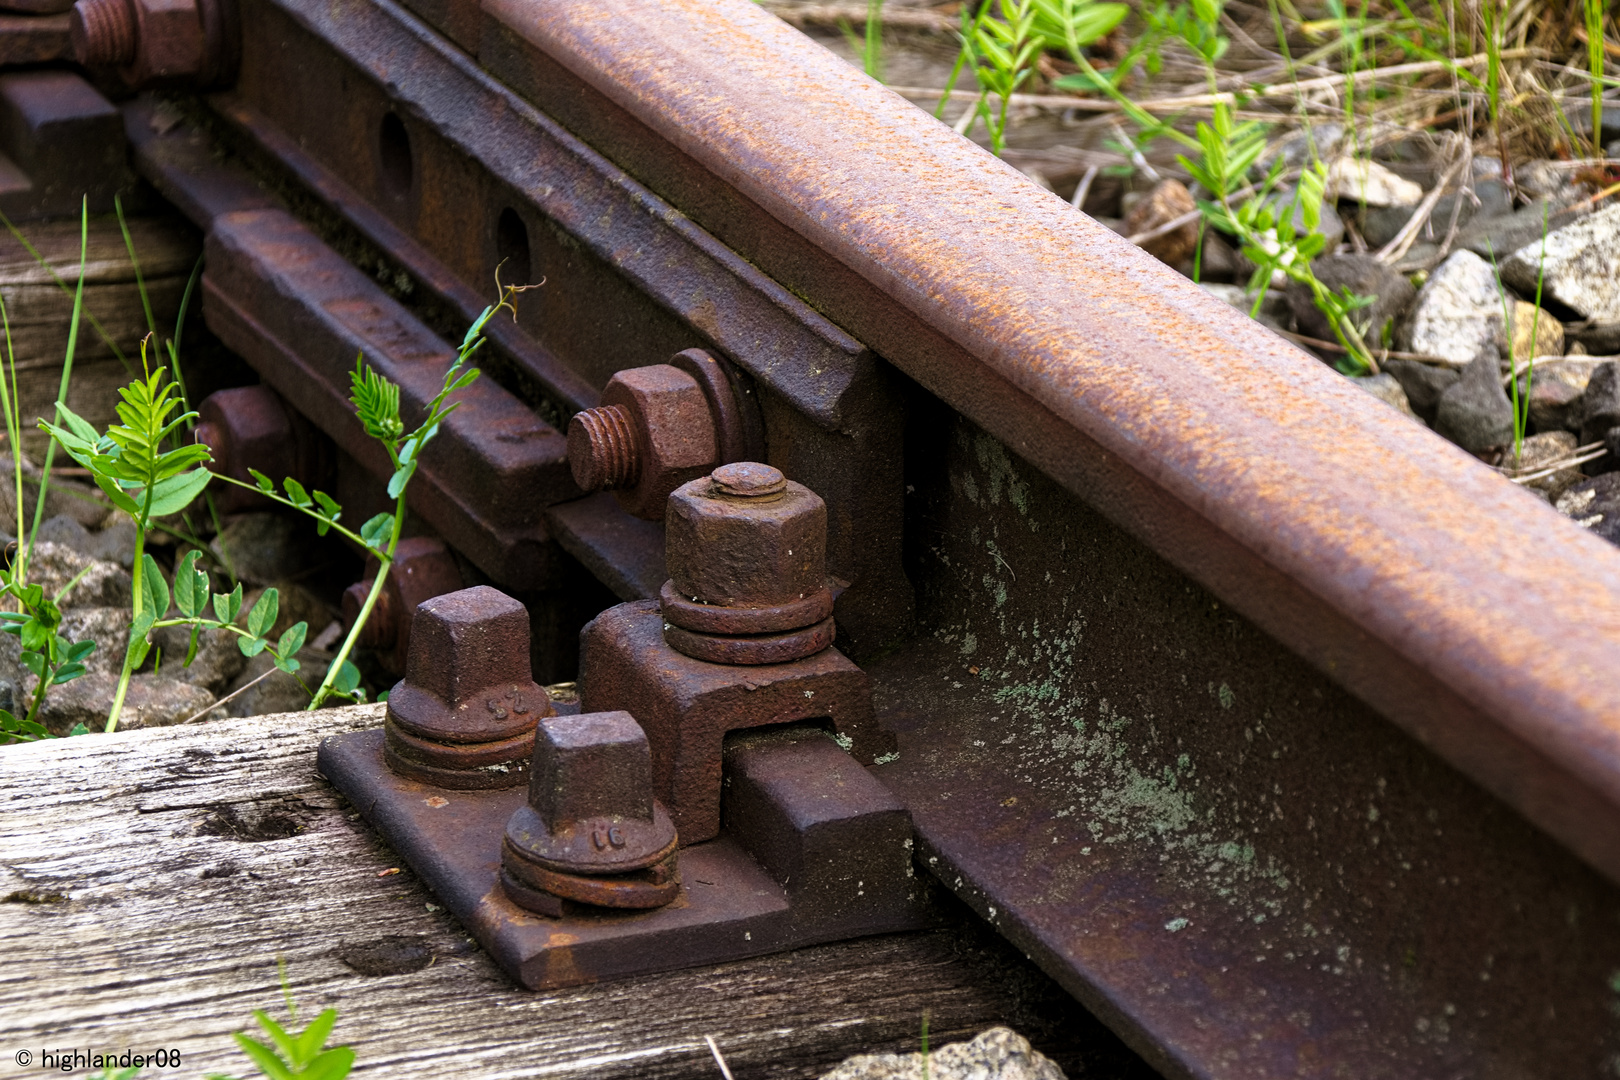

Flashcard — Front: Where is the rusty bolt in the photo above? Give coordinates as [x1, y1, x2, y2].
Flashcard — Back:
[660, 463, 835, 665]
[193, 385, 332, 515]
[382, 585, 553, 790]
[340, 536, 465, 676]
[70, 0, 137, 65]
[568, 364, 717, 520]
[70, 0, 230, 86]
[502, 710, 679, 915]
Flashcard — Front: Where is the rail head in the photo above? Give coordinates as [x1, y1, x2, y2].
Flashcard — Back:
[483, 0, 1620, 882]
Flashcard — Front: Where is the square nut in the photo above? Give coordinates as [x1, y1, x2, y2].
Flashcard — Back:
[601, 365, 717, 519]
[665, 476, 826, 607]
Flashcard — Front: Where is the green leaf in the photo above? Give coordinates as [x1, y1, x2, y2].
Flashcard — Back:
[312, 490, 341, 518]
[146, 467, 211, 518]
[238, 635, 268, 658]
[292, 1008, 339, 1066]
[20, 620, 49, 655]
[184, 625, 200, 668]
[64, 640, 96, 663]
[52, 662, 85, 685]
[128, 633, 152, 670]
[232, 1034, 296, 1080]
[174, 550, 208, 618]
[283, 477, 311, 508]
[253, 1010, 299, 1064]
[67, 722, 90, 736]
[299, 1047, 355, 1080]
[332, 660, 361, 696]
[249, 468, 276, 493]
[142, 553, 170, 619]
[386, 461, 415, 500]
[277, 621, 307, 659]
[359, 513, 394, 552]
[247, 589, 279, 638]
[20, 651, 43, 679]
[214, 583, 244, 625]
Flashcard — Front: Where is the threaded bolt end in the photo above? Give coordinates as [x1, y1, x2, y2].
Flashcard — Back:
[568, 404, 641, 491]
[70, 0, 137, 66]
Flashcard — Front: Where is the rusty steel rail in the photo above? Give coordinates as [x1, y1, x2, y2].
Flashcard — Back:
[13, 0, 1620, 1075]
[491, 0, 1620, 885]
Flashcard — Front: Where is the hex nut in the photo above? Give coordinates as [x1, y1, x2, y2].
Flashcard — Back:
[664, 466, 827, 609]
[125, 0, 205, 82]
[573, 364, 718, 520]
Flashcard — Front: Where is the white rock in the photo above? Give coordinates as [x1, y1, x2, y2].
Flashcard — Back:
[1397, 249, 1505, 367]
[1324, 157, 1424, 207]
[818, 1028, 1066, 1080]
[1500, 203, 1620, 323]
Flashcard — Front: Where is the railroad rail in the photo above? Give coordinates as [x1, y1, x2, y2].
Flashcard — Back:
[3, 1, 1620, 1077]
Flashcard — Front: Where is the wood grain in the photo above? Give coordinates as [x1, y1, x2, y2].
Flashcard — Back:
[0, 216, 201, 459]
[0, 707, 1150, 1079]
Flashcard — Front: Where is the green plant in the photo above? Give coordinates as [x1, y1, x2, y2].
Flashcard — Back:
[1587, 0, 1608, 159]
[838, 0, 886, 81]
[93, 963, 355, 1080]
[213, 286, 515, 710]
[210, 1006, 354, 1080]
[1488, 206, 1549, 464]
[0, 202, 98, 744]
[40, 341, 309, 732]
[938, 0, 1127, 155]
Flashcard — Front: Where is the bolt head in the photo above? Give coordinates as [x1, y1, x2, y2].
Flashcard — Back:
[503, 710, 679, 875]
[664, 468, 827, 608]
[386, 585, 544, 745]
[529, 711, 654, 826]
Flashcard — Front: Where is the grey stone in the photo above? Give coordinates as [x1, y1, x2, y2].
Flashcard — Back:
[155, 623, 250, 694]
[818, 1028, 1066, 1080]
[1287, 254, 1415, 345]
[212, 513, 314, 587]
[1359, 179, 1511, 249]
[1578, 362, 1620, 450]
[0, 454, 108, 529]
[220, 646, 334, 718]
[1513, 160, 1582, 204]
[1435, 349, 1514, 452]
[34, 671, 215, 735]
[1261, 123, 1344, 174]
[54, 607, 128, 679]
[1527, 377, 1585, 434]
[1382, 358, 1459, 424]
[1351, 372, 1417, 418]
[1324, 156, 1423, 207]
[1555, 471, 1620, 546]
[1501, 203, 1620, 324]
[31, 514, 137, 570]
[24, 541, 132, 609]
[1458, 199, 1588, 263]
[1398, 250, 1505, 367]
